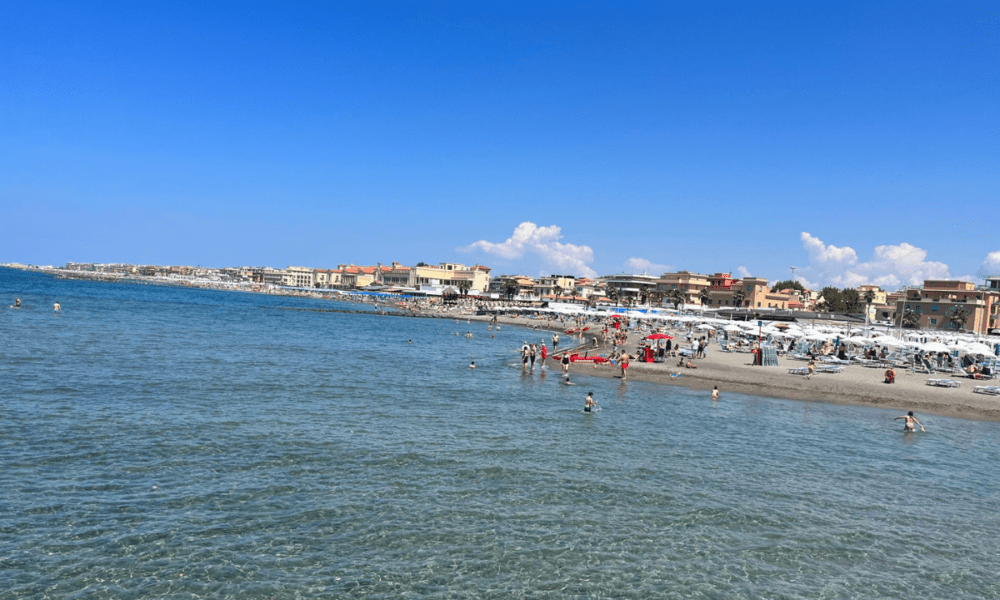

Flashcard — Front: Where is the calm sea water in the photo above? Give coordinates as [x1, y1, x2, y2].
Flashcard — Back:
[2, 266, 999, 599]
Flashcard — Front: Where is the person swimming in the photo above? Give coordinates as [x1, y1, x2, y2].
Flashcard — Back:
[469, 361, 476, 369]
[894, 411, 925, 432]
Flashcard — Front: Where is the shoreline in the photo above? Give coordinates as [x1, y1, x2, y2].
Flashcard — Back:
[470, 314, 1000, 425]
[11, 266, 1000, 424]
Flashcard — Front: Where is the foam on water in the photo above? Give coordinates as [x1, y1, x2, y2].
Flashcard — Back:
[2, 267, 1000, 599]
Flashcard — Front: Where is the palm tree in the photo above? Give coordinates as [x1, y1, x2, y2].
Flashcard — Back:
[948, 306, 969, 331]
[732, 289, 747, 309]
[552, 283, 563, 300]
[667, 289, 684, 309]
[503, 281, 518, 301]
[607, 286, 620, 307]
[902, 310, 920, 329]
[699, 288, 711, 306]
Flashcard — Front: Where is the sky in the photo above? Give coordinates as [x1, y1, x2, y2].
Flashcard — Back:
[2, 1, 998, 290]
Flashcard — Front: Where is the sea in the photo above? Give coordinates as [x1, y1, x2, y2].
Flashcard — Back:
[2, 266, 999, 599]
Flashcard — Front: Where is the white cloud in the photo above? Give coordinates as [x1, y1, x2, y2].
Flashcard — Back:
[736, 266, 751, 278]
[624, 257, 673, 276]
[800, 232, 858, 265]
[797, 233, 952, 289]
[979, 251, 1000, 277]
[460, 222, 597, 278]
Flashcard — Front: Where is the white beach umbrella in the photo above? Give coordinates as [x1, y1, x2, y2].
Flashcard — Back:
[921, 341, 952, 353]
[963, 343, 996, 356]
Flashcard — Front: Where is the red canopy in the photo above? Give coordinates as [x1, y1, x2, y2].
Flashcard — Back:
[646, 333, 674, 340]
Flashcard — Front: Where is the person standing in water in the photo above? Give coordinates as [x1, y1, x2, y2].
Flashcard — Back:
[552, 332, 560, 352]
[14, 298, 21, 307]
[711, 386, 719, 400]
[53, 302, 61, 312]
[585, 392, 597, 412]
[894, 411, 925, 432]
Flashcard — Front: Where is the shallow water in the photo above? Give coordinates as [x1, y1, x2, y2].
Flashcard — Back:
[2, 267, 999, 599]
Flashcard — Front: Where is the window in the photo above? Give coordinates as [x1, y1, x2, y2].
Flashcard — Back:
[930, 319, 937, 325]
[932, 306, 938, 311]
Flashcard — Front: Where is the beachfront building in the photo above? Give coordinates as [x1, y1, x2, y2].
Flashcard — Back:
[856, 284, 888, 306]
[314, 269, 343, 288]
[656, 271, 711, 306]
[282, 266, 315, 288]
[407, 263, 491, 295]
[701, 274, 789, 309]
[338, 265, 377, 288]
[378, 262, 413, 287]
[602, 273, 659, 306]
[535, 275, 577, 300]
[488, 275, 537, 300]
[890, 279, 1000, 334]
[574, 278, 598, 300]
[252, 267, 285, 286]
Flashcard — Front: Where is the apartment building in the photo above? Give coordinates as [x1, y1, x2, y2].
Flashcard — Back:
[891, 279, 1000, 334]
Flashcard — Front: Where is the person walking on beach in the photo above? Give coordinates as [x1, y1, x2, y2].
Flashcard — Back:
[620, 354, 629, 380]
[585, 392, 597, 412]
[894, 411, 925, 432]
[561, 352, 570, 375]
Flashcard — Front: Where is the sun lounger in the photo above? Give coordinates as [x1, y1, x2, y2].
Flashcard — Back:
[972, 386, 1000, 396]
[788, 367, 810, 376]
[815, 365, 844, 374]
[926, 379, 961, 388]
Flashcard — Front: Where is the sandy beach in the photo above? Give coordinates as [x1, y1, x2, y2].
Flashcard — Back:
[447, 311, 1000, 424]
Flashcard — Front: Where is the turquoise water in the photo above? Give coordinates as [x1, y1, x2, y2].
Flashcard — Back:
[2, 266, 999, 599]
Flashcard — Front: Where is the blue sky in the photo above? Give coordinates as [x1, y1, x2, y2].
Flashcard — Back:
[3, 1, 998, 289]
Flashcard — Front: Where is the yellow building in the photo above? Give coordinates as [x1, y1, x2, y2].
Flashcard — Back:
[657, 271, 711, 305]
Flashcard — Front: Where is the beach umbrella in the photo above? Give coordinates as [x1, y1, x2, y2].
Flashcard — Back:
[696, 324, 717, 330]
[921, 342, 951, 353]
[646, 333, 673, 340]
[723, 324, 743, 332]
[963, 343, 995, 356]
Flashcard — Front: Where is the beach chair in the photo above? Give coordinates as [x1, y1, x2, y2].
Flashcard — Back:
[718, 339, 734, 352]
[972, 386, 1000, 396]
[925, 379, 961, 388]
[815, 365, 845, 374]
[788, 367, 810, 376]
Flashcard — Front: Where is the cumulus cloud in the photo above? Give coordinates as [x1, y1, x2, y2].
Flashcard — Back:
[460, 222, 597, 278]
[624, 257, 673, 276]
[736, 266, 752, 278]
[800, 232, 858, 265]
[978, 251, 1000, 278]
[797, 233, 952, 289]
